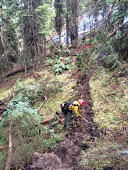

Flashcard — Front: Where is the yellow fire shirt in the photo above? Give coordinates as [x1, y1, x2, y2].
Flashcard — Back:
[68, 101, 80, 117]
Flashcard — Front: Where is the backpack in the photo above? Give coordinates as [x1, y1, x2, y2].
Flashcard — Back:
[61, 102, 70, 113]
[61, 101, 78, 114]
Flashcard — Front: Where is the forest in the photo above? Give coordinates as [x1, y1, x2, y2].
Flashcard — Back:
[0, 0, 128, 169]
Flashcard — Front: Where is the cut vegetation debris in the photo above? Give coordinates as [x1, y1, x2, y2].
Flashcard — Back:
[0, 64, 78, 170]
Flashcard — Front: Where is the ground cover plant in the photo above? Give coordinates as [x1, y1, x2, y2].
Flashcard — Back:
[90, 65, 128, 129]
[0, 0, 128, 169]
[79, 63, 128, 169]
[47, 53, 71, 74]
[0, 60, 78, 169]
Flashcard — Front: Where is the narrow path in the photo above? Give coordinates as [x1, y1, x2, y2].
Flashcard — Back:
[27, 74, 99, 170]
[54, 74, 100, 170]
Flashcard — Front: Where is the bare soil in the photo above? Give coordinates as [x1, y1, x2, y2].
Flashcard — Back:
[26, 74, 100, 170]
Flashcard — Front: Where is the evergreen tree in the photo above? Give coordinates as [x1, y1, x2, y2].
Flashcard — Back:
[66, 0, 78, 47]
[0, 0, 19, 74]
[54, 0, 64, 44]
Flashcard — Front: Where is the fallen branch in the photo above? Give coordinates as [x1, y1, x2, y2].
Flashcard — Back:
[37, 96, 47, 113]
[42, 117, 59, 124]
[48, 118, 64, 129]
[42, 114, 63, 125]
[5, 119, 13, 170]
[23, 113, 42, 128]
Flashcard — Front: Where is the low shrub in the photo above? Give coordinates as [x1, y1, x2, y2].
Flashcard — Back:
[47, 56, 71, 74]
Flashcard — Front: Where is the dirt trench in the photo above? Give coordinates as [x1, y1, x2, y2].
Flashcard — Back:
[27, 75, 100, 170]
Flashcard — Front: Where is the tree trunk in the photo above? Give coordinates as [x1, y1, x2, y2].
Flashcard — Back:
[43, 35, 46, 59]
[59, 32, 61, 44]
[30, 1, 38, 72]
[21, 16, 27, 74]
[66, 0, 69, 47]
[74, 0, 78, 47]
[1, 18, 10, 74]
[5, 119, 13, 170]
[102, 0, 107, 29]
[21, 0, 27, 74]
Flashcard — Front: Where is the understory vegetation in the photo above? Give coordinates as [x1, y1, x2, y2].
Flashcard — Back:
[0, 0, 128, 169]
[0, 57, 77, 169]
[80, 64, 128, 169]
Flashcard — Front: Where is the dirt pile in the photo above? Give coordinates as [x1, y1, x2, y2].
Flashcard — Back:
[28, 152, 70, 170]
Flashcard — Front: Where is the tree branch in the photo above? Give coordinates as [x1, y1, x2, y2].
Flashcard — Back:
[90, 21, 128, 65]
[80, 21, 128, 94]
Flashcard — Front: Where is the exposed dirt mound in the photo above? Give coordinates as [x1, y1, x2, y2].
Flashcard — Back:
[28, 152, 70, 170]
[27, 74, 100, 170]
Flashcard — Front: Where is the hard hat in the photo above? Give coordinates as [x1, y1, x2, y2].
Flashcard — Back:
[78, 99, 85, 106]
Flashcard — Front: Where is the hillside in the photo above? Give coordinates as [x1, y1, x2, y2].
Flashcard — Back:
[0, 40, 128, 169]
[0, 0, 128, 169]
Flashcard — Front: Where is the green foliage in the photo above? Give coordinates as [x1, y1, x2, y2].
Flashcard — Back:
[54, 0, 64, 35]
[47, 56, 71, 74]
[64, 57, 70, 64]
[0, 76, 63, 168]
[39, 79, 62, 97]
[15, 78, 62, 100]
[35, 3, 52, 36]
[76, 49, 91, 74]
[3, 93, 41, 124]
[0, 115, 62, 169]
[100, 53, 121, 70]
[110, 28, 128, 61]
[2, 77, 62, 126]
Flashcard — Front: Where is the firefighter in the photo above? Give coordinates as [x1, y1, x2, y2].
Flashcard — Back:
[61, 99, 85, 130]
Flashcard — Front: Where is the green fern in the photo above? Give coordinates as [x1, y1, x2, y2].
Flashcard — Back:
[59, 62, 65, 69]
[100, 53, 122, 70]
[49, 57, 71, 74]
[64, 57, 70, 64]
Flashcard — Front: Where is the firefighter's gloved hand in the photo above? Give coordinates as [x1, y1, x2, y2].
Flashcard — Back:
[77, 115, 81, 121]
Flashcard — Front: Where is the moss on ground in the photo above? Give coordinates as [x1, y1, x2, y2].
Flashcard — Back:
[89, 67, 128, 129]
[80, 65, 128, 169]
[40, 72, 77, 119]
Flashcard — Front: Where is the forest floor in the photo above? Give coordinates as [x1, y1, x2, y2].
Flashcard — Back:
[24, 44, 128, 170]
[25, 72, 100, 170]
[0, 43, 127, 170]
[23, 44, 98, 169]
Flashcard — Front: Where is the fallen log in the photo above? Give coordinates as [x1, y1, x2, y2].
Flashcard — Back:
[42, 112, 63, 125]
[2, 66, 33, 79]
[48, 118, 65, 129]
[42, 117, 58, 124]
[5, 119, 13, 170]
